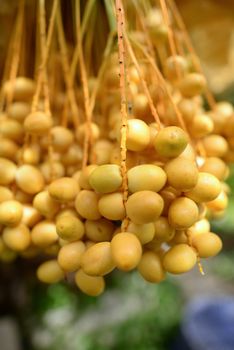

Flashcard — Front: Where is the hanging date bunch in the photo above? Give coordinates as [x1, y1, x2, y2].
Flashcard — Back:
[0, 0, 233, 296]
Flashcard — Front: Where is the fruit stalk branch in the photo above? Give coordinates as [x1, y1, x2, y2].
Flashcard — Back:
[115, 0, 129, 231]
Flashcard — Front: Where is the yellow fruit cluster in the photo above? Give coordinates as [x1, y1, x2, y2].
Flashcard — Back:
[0, 1, 232, 296]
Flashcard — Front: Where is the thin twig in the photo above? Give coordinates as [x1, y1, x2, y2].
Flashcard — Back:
[39, 0, 55, 181]
[5, 0, 25, 112]
[31, 0, 58, 113]
[167, 0, 216, 110]
[75, 0, 93, 168]
[129, 34, 189, 133]
[70, 0, 96, 82]
[124, 34, 162, 128]
[39, 0, 50, 115]
[89, 31, 116, 116]
[159, 0, 181, 79]
[56, 2, 80, 128]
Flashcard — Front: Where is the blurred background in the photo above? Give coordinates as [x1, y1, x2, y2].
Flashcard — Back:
[0, 0, 234, 349]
